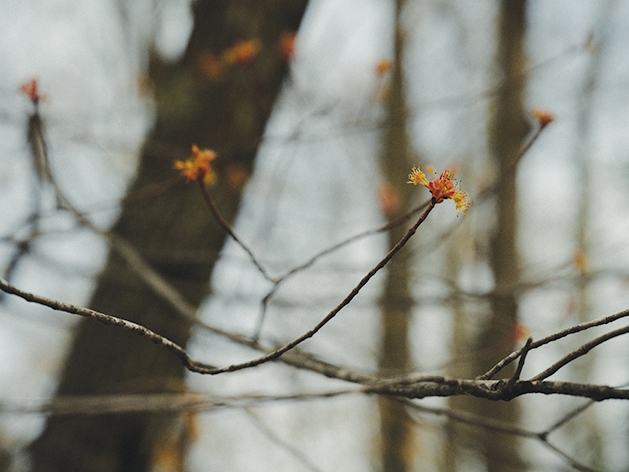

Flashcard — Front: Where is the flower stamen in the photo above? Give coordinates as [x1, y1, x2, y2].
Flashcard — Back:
[408, 165, 470, 216]
[174, 144, 217, 185]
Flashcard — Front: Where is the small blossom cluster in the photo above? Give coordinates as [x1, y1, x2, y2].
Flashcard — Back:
[222, 39, 261, 66]
[375, 59, 393, 76]
[174, 145, 216, 185]
[20, 79, 43, 105]
[278, 31, 297, 61]
[198, 39, 261, 80]
[531, 108, 554, 128]
[408, 166, 470, 216]
[198, 33, 296, 81]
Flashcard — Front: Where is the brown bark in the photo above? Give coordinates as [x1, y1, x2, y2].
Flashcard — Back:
[377, 1, 416, 470]
[475, 1, 530, 471]
[29, 1, 308, 471]
[443, 2, 530, 471]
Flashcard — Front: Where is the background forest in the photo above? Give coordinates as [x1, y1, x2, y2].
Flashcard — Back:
[1, 1, 629, 471]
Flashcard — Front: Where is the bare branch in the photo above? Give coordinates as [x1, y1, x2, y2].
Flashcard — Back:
[0, 277, 218, 374]
[403, 398, 601, 472]
[504, 337, 532, 393]
[402, 398, 539, 439]
[244, 409, 325, 472]
[541, 400, 594, 438]
[479, 307, 629, 380]
[193, 200, 436, 374]
[4, 274, 629, 405]
[0, 201, 434, 376]
[530, 324, 629, 381]
[198, 179, 277, 283]
[0, 390, 363, 417]
[254, 199, 431, 337]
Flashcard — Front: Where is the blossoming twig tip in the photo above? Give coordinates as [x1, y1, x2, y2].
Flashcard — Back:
[531, 108, 554, 128]
[174, 144, 217, 185]
[408, 165, 470, 216]
[20, 79, 44, 105]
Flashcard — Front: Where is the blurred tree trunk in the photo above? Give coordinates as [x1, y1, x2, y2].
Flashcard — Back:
[30, 1, 308, 471]
[441, 226, 474, 472]
[476, 1, 529, 470]
[570, 4, 613, 466]
[443, 1, 529, 471]
[377, 1, 416, 470]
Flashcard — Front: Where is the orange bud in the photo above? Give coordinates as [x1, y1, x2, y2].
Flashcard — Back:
[198, 53, 225, 80]
[378, 183, 400, 217]
[531, 108, 554, 128]
[225, 163, 249, 191]
[20, 79, 43, 104]
[279, 31, 297, 61]
[511, 322, 531, 343]
[174, 144, 217, 185]
[572, 249, 588, 275]
[375, 59, 393, 76]
[223, 39, 261, 66]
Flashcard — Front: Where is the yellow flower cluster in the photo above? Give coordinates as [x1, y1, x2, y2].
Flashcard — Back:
[408, 166, 470, 216]
[222, 39, 261, 66]
[174, 145, 216, 185]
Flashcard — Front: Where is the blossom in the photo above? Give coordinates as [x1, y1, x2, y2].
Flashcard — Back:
[375, 59, 393, 76]
[279, 31, 297, 61]
[198, 53, 225, 80]
[407, 166, 470, 216]
[531, 108, 554, 128]
[378, 183, 400, 217]
[20, 79, 43, 105]
[225, 163, 249, 191]
[511, 322, 531, 343]
[174, 145, 216, 185]
[407, 166, 429, 186]
[572, 248, 588, 275]
[223, 39, 261, 66]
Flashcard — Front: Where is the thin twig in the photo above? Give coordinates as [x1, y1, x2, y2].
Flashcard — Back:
[0, 202, 435, 375]
[198, 180, 276, 283]
[0, 277, 215, 374]
[540, 441, 601, 472]
[540, 400, 594, 439]
[530, 324, 629, 381]
[4, 274, 629, 403]
[253, 199, 430, 338]
[0, 389, 363, 417]
[478, 307, 629, 380]
[402, 398, 539, 439]
[197, 200, 436, 374]
[505, 337, 532, 392]
[275, 200, 430, 284]
[244, 409, 325, 472]
[402, 398, 600, 472]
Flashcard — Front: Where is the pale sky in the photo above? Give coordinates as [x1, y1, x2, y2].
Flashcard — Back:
[1, 1, 629, 471]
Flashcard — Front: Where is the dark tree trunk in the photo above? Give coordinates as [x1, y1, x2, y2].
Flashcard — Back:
[443, 2, 530, 471]
[377, 1, 416, 470]
[474, 1, 530, 471]
[30, 1, 308, 471]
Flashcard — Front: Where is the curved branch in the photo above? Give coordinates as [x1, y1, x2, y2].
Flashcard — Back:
[198, 180, 277, 283]
[0, 277, 217, 374]
[254, 199, 431, 337]
[371, 378, 629, 402]
[479, 307, 629, 380]
[2, 275, 629, 405]
[195, 200, 436, 374]
[0, 202, 434, 376]
[530, 324, 629, 381]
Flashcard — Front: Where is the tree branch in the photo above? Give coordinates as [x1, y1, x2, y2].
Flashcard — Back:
[479, 307, 629, 380]
[3, 273, 629, 405]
